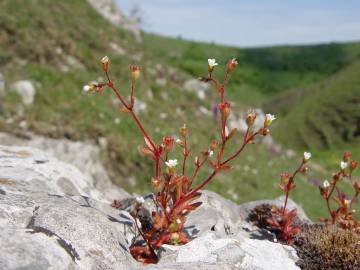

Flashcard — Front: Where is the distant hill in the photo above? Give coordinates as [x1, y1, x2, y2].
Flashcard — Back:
[266, 61, 360, 150]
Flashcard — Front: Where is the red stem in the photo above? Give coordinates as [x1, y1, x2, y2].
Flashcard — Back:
[324, 171, 343, 223]
[105, 71, 161, 177]
[221, 128, 254, 165]
[182, 137, 188, 175]
[282, 161, 304, 214]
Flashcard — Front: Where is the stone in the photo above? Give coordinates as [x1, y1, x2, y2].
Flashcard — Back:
[11, 80, 36, 105]
[87, 0, 141, 42]
[0, 228, 76, 269]
[0, 132, 128, 202]
[109, 42, 126, 55]
[64, 55, 86, 70]
[183, 79, 209, 100]
[0, 145, 135, 269]
[0, 72, 5, 96]
[0, 142, 305, 269]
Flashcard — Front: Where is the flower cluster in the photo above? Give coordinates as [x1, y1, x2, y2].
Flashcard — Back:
[319, 152, 359, 233]
[85, 56, 277, 263]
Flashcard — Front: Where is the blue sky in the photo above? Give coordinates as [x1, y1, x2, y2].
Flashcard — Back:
[117, 0, 360, 47]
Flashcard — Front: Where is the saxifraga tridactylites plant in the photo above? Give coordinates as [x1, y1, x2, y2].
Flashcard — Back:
[84, 56, 277, 263]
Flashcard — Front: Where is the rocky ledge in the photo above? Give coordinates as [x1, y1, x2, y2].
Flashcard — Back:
[0, 144, 307, 269]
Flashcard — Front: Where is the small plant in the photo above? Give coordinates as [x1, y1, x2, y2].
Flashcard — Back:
[266, 152, 311, 244]
[84, 57, 276, 263]
[318, 152, 359, 233]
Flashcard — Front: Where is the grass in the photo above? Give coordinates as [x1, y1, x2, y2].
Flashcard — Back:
[270, 60, 360, 150]
[0, 0, 359, 220]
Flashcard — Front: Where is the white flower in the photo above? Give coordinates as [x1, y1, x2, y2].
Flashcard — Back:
[340, 161, 348, 170]
[165, 159, 178, 168]
[135, 197, 145, 204]
[101, 56, 109, 64]
[208, 58, 218, 68]
[230, 58, 238, 65]
[323, 180, 330, 188]
[209, 150, 214, 157]
[303, 152, 312, 162]
[176, 138, 182, 144]
[344, 199, 351, 206]
[176, 218, 182, 224]
[83, 85, 91, 92]
[264, 113, 276, 127]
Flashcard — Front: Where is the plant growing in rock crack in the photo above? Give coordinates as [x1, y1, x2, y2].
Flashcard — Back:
[84, 56, 277, 263]
[265, 152, 311, 244]
[318, 151, 359, 233]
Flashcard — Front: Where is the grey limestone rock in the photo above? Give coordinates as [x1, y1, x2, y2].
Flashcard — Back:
[0, 143, 303, 269]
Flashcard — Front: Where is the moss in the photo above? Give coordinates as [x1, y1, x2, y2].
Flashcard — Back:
[295, 224, 360, 270]
[247, 203, 273, 228]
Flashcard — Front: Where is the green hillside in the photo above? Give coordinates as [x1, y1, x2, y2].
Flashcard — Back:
[268, 61, 360, 150]
[0, 0, 359, 219]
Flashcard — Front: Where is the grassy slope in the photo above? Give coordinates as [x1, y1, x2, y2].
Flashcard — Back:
[268, 61, 360, 150]
[0, 0, 359, 219]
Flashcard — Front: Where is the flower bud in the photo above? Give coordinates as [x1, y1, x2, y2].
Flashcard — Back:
[218, 102, 231, 120]
[343, 151, 352, 162]
[246, 112, 256, 127]
[350, 160, 358, 171]
[179, 124, 188, 137]
[130, 65, 140, 81]
[101, 56, 110, 71]
[319, 186, 328, 199]
[227, 58, 238, 72]
[162, 136, 174, 152]
[261, 128, 270, 136]
[210, 140, 218, 150]
[151, 177, 163, 192]
[280, 173, 290, 185]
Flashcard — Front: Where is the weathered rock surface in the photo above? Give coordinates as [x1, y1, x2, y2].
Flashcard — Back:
[11, 80, 36, 105]
[0, 143, 304, 269]
[87, 0, 141, 42]
[0, 72, 5, 96]
[0, 132, 128, 202]
[183, 79, 210, 100]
